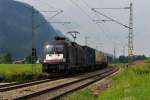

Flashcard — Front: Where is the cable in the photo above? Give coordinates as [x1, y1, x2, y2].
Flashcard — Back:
[69, 0, 102, 42]
[81, 0, 92, 10]
[35, 0, 126, 52]
[39, 0, 61, 11]
[69, 0, 94, 21]
[79, 0, 116, 44]
[74, 0, 115, 46]
[80, 0, 128, 51]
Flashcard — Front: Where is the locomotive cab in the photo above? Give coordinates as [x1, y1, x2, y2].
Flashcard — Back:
[43, 45, 66, 64]
[42, 37, 69, 74]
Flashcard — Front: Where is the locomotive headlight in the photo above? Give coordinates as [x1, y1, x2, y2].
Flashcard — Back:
[44, 59, 46, 63]
[63, 58, 66, 62]
[46, 45, 51, 49]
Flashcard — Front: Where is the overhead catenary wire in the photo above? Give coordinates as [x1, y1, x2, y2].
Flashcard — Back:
[35, 0, 110, 46]
[83, 1, 118, 51]
[28, 0, 64, 30]
[81, 0, 128, 47]
[94, 11, 127, 45]
[34, 10, 63, 29]
[91, 7, 128, 43]
[41, 0, 99, 45]
[69, 0, 106, 45]
[31, 0, 127, 54]
[38, 0, 78, 32]
[71, 0, 116, 47]
[92, 8, 131, 29]
[93, 11, 128, 55]
[37, 1, 75, 35]
[79, 0, 128, 54]
[41, 0, 123, 51]
[79, 0, 118, 44]
[69, 0, 94, 21]
[38, 0, 62, 11]
[69, 0, 101, 42]
[92, 3, 134, 56]
[93, 7, 130, 10]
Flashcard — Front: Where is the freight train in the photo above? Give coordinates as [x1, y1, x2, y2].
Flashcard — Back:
[42, 37, 108, 75]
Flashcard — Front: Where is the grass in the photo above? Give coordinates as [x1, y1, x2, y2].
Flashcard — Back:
[61, 89, 97, 100]
[61, 61, 150, 100]
[0, 64, 47, 82]
[0, 64, 42, 74]
[99, 64, 150, 100]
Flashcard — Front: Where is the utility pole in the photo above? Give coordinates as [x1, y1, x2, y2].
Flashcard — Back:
[123, 46, 125, 56]
[31, 6, 37, 74]
[113, 48, 116, 62]
[92, 3, 134, 57]
[128, 3, 134, 57]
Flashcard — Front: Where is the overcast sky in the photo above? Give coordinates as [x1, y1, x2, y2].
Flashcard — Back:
[16, 0, 150, 57]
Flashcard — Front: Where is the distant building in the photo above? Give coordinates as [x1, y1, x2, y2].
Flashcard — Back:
[13, 59, 25, 64]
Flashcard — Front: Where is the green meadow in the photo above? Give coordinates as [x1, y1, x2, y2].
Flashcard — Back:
[61, 60, 150, 100]
[0, 64, 46, 82]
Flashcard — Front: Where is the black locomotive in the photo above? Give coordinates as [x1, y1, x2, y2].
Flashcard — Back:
[42, 37, 107, 75]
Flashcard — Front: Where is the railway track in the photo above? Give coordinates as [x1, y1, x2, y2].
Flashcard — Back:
[0, 79, 55, 92]
[0, 78, 59, 88]
[0, 67, 118, 100]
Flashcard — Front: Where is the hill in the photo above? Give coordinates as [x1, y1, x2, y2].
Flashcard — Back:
[0, 0, 62, 59]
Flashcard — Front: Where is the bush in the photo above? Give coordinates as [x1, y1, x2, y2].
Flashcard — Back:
[0, 74, 4, 82]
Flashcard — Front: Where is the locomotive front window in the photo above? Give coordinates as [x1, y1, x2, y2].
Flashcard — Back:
[54, 45, 64, 53]
[45, 45, 64, 54]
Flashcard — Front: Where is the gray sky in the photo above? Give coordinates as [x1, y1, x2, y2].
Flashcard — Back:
[16, 0, 150, 57]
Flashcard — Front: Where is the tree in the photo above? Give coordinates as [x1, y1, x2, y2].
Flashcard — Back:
[25, 54, 32, 64]
[107, 56, 113, 63]
[0, 52, 12, 64]
[119, 56, 128, 63]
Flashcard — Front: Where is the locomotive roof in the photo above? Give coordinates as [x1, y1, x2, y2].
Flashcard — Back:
[50, 39, 70, 45]
[47, 36, 81, 47]
[82, 46, 94, 49]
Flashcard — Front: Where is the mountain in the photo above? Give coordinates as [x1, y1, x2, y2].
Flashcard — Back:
[0, 0, 62, 59]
